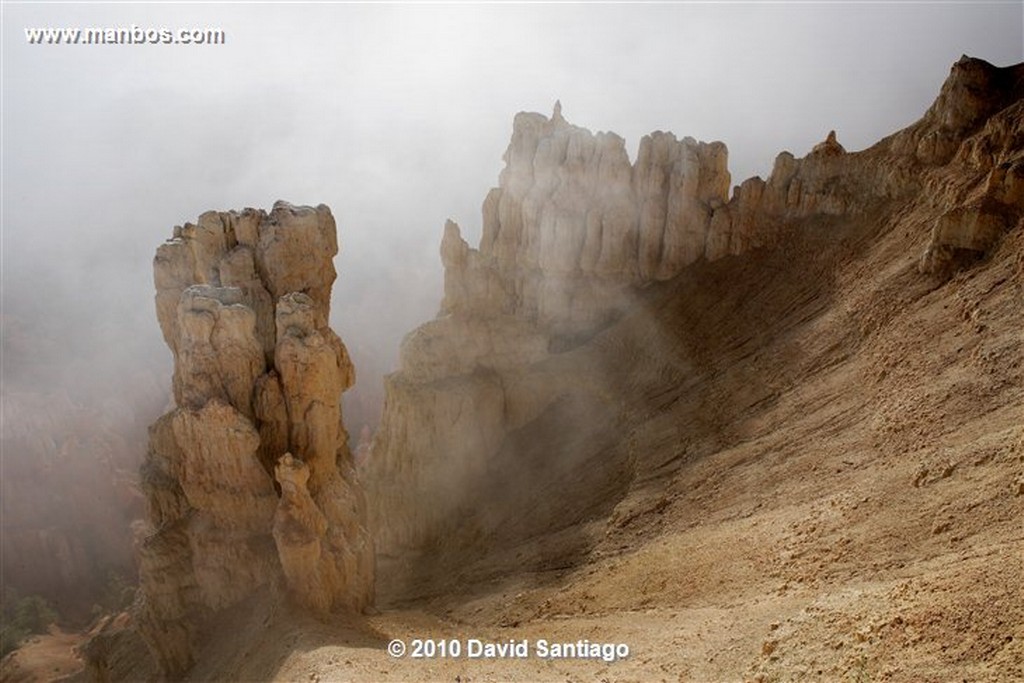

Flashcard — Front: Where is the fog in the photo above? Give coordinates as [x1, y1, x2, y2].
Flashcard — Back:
[1, 2, 1021, 613]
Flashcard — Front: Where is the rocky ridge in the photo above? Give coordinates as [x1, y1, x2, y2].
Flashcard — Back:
[134, 202, 373, 676]
[366, 56, 1024, 582]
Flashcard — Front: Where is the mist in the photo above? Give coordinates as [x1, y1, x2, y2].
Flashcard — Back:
[2, 1, 1021, 617]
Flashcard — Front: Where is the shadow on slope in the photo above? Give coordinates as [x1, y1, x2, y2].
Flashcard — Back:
[384, 200, 899, 607]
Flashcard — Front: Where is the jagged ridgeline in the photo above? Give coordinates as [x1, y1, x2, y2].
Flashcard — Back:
[137, 202, 374, 676]
[365, 56, 1024, 588]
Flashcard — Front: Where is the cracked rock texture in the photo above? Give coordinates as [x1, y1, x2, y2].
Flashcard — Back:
[134, 202, 373, 677]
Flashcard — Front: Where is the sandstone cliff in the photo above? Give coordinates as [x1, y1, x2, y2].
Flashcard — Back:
[366, 56, 1024, 593]
[134, 202, 373, 676]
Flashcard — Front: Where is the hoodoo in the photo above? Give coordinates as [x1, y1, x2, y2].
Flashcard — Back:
[135, 202, 373, 676]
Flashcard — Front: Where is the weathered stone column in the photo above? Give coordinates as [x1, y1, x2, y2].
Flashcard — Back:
[137, 201, 373, 677]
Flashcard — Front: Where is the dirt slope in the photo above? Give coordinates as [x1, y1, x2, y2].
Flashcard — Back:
[0, 627, 86, 683]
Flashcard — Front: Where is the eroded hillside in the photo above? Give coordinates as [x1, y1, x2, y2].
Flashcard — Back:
[358, 55, 1023, 681]
[15, 55, 1019, 683]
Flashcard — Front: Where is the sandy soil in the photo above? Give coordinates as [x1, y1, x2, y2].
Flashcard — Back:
[0, 627, 85, 683]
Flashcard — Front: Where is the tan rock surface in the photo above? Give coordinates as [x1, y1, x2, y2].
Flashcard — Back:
[126, 201, 373, 678]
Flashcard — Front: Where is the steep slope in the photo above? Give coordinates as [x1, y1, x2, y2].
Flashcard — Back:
[333, 58, 1016, 683]
[367, 55, 1024, 609]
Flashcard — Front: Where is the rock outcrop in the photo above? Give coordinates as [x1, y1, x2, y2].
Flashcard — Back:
[366, 57, 1024, 581]
[135, 202, 373, 676]
[441, 110, 732, 336]
[914, 61, 1024, 275]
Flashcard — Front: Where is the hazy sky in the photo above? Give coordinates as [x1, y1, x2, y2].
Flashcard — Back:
[2, 2, 1022, 430]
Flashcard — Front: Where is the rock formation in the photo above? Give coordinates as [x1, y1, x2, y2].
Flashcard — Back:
[135, 202, 373, 676]
[366, 56, 1024, 576]
[441, 110, 732, 335]
[913, 59, 1024, 276]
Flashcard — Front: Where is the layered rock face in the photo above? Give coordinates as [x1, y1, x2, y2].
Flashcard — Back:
[367, 57, 1024, 577]
[911, 58, 1024, 275]
[136, 202, 373, 676]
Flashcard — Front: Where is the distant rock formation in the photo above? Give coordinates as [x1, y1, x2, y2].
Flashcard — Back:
[0, 388, 155, 619]
[366, 56, 1024, 568]
[135, 202, 373, 676]
[810, 130, 846, 157]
